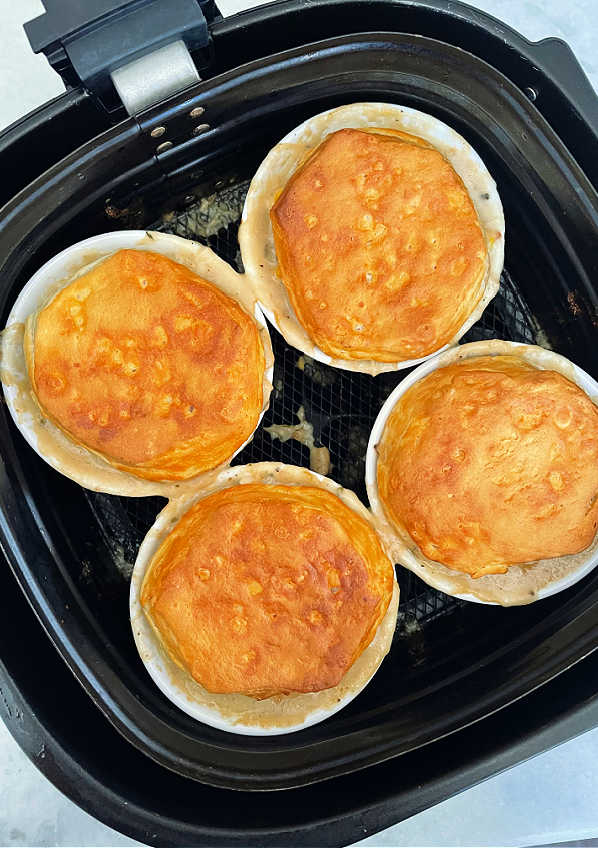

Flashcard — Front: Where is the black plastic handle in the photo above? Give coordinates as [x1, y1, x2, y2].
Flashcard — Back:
[24, 0, 219, 112]
[526, 36, 598, 141]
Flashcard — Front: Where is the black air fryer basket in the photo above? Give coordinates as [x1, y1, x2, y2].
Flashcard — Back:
[1, 0, 598, 844]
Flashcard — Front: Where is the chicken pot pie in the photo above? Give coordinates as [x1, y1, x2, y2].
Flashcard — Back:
[367, 340, 598, 605]
[131, 462, 399, 733]
[2, 231, 273, 496]
[241, 103, 504, 374]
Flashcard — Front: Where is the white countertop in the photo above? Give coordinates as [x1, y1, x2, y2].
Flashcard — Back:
[1, 1, 597, 846]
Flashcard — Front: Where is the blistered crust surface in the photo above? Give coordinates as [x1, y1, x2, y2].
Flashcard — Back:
[141, 482, 394, 696]
[1, 232, 273, 496]
[377, 355, 598, 577]
[271, 128, 488, 361]
[27, 249, 265, 480]
[240, 102, 504, 375]
[367, 340, 598, 605]
[131, 462, 399, 732]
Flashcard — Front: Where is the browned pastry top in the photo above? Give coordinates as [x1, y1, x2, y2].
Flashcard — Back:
[27, 249, 266, 480]
[377, 355, 598, 576]
[271, 128, 488, 361]
[141, 483, 394, 696]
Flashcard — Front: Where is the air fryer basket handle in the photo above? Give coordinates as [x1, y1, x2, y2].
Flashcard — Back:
[528, 37, 598, 138]
[24, 0, 220, 114]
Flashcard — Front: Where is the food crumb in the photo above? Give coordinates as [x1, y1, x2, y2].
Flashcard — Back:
[567, 290, 582, 317]
[265, 405, 331, 476]
[310, 445, 331, 476]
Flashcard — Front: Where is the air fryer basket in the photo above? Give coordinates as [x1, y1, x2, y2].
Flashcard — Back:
[0, 31, 597, 793]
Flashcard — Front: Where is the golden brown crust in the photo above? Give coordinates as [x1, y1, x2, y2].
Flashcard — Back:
[271, 128, 488, 361]
[377, 355, 598, 577]
[140, 482, 394, 696]
[26, 249, 266, 481]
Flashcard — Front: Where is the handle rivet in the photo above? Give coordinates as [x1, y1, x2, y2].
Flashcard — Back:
[193, 123, 210, 136]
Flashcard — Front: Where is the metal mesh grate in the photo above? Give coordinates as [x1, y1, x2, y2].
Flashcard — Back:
[85, 179, 543, 632]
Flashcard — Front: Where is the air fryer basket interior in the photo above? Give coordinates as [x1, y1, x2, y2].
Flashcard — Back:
[1, 33, 597, 791]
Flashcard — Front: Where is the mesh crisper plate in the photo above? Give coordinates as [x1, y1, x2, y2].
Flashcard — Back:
[85, 180, 539, 633]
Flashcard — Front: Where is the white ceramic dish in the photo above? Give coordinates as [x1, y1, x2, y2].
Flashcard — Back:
[240, 102, 505, 375]
[130, 462, 399, 735]
[1, 230, 274, 498]
[366, 340, 598, 605]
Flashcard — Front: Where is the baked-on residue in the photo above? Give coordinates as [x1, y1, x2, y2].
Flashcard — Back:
[141, 483, 394, 696]
[271, 128, 488, 361]
[377, 355, 598, 576]
[26, 249, 266, 480]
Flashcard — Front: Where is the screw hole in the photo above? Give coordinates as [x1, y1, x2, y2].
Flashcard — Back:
[525, 86, 538, 102]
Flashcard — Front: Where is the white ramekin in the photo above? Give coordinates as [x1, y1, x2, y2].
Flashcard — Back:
[240, 102, 504, 375]
[1, 230, 274, 497]
[366, 339, 598, 605]
[130, 462, 399, 734]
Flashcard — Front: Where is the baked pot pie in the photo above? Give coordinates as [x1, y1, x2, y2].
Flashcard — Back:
[366, 340, 598, 605]
[240, 102, 504, 374]
[2, 231, 273, 497]
[131, 462, 399, 733]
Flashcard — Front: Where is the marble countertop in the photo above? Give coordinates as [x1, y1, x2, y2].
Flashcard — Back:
[1, 1, 597, 846]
